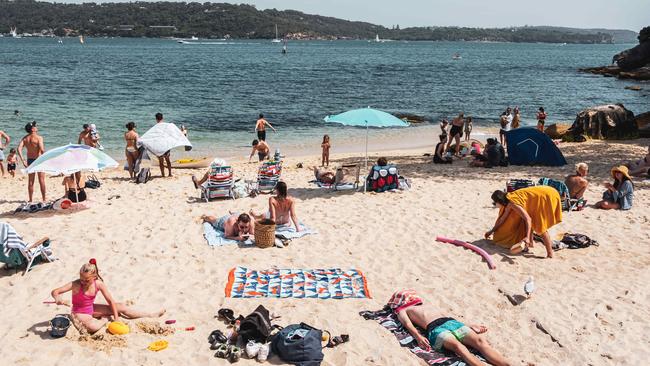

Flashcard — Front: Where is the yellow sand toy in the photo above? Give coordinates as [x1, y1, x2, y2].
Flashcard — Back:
[147, 340, 169, 352]
[107, 321, 130, 335]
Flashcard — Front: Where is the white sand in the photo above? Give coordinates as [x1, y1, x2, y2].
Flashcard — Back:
[0, 137, 648, 366]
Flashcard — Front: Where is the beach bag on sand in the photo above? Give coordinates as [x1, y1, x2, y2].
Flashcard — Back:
[136, 167, 151, 184]
[85, 174, 101, 189]
[239, 305, 277, 343]
[560, 233, 598, 249]
[272, 323, 324, 366]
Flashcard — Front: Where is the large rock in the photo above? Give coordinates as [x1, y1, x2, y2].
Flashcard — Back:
[544, 123, 571, 139]
[567, 104, 637, 140]
[635, 111, 650, 138]
[613, 26, 650, 71]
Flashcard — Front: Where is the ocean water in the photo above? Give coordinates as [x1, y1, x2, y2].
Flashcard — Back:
[0, 37, 647, 158]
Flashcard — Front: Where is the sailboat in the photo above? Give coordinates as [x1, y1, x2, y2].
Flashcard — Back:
[10, 26, 21, 38]
[79, 35, 85, 44]
[271, 24, 282, 43]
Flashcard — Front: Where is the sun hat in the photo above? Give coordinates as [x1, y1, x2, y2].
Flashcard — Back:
[611, 165, 631, 180]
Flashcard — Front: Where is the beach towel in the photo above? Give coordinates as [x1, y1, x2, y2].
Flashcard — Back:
[359, 307, 486, 366]
[275, 223, 317, 240]
[14, 202, 54, 214]
[311, 180, 357, 190]
[0, 222, 28, 266]
[225, 266, 371, 299]
[492, 186, 562, 247]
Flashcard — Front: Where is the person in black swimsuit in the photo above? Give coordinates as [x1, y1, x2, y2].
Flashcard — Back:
[433, 134, 452, 164]
[63, 173, 87, 203]
[445, 112, 465, 156]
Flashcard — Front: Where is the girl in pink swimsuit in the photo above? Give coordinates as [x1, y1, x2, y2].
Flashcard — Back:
[51, 259, 166, 334]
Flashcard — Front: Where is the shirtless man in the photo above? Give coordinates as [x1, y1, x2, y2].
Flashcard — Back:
[249, 139, 270, 162]
[391, 290, 510, 366]
[155, 112, 172, 177]
[565, 162, 589, 199]
[77, 124, 96, 147]
[201, 213, 255, 241]
[17, 122, 46, 202]
[255, 114, 276, 141]
[0, 129, 10, 176]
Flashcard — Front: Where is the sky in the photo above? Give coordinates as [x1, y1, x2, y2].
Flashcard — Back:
[60, 0, 648, 31]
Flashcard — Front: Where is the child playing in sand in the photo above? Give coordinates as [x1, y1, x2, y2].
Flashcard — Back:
[464, 117, 473, 141]
[390, 290, 511, 366]
[321, 135, 330, 167]
[6, 148, 17, 177]
[51, 259, 166, 334]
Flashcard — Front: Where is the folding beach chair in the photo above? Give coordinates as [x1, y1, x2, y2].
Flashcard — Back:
[0, 222, 56, 275]
[257, 161, 282, 194]
[333, 164, 360, 191]
[200, 165, 235, 202]
[537, 177, 572, 211]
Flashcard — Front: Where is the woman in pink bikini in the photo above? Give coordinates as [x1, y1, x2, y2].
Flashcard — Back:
[50, 259, 166, 333]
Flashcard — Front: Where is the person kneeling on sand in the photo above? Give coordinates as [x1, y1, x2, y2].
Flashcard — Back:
[250, 181, 300, 232]
[470, 138, 506, 168]
[50, 259, 166, 334]
[202, 212, 255, 241]
[565, 162, 589, 199]
[391, 289, 511, 366]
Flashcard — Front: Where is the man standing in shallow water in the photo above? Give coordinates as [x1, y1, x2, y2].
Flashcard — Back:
[17, 122, 46, 202]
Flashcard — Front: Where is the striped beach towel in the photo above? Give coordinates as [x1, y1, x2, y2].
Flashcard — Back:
[0, 222, 29, 266]
[225, 266, 371, 299]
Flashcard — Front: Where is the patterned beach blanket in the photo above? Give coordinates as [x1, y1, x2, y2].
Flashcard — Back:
[359, 307, 487, 366]
[225, 266, 371, 299]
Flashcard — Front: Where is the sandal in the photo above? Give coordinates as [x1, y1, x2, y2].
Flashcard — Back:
[217, 308, 236, 324]
[208, 330, 228, 346]
[326, 334, 350, 348]
[228, 345, 241, 363]
[214, 343, 230, 358]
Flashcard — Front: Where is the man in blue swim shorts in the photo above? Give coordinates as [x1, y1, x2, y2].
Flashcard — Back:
[390, 290, 511, 366]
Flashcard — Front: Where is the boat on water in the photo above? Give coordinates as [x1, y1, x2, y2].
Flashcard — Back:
[271, 24, 282, 43]
[79, 35, 85, 44]
[10, 26, 21, 38]
[452, 53, 462, 60]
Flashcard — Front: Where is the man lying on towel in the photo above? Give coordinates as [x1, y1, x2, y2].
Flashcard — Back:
[391, 290, 511, 366]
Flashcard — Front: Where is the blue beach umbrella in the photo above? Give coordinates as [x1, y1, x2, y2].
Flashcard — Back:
[324, 107, 408, 166]
[324, 107, 409, 192]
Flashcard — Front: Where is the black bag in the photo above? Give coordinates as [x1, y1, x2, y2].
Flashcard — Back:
[561, 233, 598, 249]
[271, 323, 324, 366]
[135, 168, 151, 184]
[239, 305, 274, 343]
[85, 174, 101, 189]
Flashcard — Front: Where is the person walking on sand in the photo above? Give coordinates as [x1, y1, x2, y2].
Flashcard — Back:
[255, 114, 276, 142]
[445, 112, 464, 156]
[0, 129, 10, 177]
[50, 259, 166, 334]
[390, 290, 511, 366]
[17, 122, 46, 202]
[155, 112, 172, 177]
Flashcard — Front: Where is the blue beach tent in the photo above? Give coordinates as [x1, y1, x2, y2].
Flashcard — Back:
[505, 128, 567, 166]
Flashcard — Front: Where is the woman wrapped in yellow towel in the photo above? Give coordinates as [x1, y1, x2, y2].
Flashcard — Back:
[484, 186, 562, 258]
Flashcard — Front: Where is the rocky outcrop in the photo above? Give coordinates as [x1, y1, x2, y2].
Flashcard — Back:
[635, 111, 650, 138]
[582, 26, 650, 81]
[567, 104, 637, 140]
[544, 123, 571, 139]
[613, 26, 650, 70]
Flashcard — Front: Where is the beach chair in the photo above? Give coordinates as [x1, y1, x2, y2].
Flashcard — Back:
[505, 179, 535, 192]
[537, 178, 572, 211]
[334, 164, 360, 191]
[0, 222, 56, 275]
[200, 165, 235, 201]
[257, 160, 282, 193]
[366, 164, 399, 193]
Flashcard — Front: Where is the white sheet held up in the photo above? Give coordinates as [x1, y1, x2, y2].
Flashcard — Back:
[138, 122, 192, 157]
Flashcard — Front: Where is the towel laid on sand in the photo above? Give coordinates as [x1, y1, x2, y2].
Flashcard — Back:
[203, 222, 315, 247]
[311, 180, 357, 190]
[225, 266, 371, 299]
[359, 307, 486, 366]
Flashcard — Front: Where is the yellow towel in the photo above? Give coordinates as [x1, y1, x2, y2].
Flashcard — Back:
[493, 186, 562, 248]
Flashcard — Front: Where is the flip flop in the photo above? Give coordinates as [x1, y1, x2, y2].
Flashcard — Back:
[208, 330, 228, 347]
[217, 308, 235, 324]
[510, 243, 525, 255]
[326, 334, 350, 348]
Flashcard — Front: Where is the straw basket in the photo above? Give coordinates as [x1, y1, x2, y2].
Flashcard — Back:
[255, 219, 276, 248]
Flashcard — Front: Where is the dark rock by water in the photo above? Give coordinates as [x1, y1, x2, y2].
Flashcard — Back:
[582, 26, 650, 81]
[635, 111, 650, 138]
[567, 104, 638, 140]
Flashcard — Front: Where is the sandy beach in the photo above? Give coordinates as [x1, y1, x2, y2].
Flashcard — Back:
[0, 136, 648, 366]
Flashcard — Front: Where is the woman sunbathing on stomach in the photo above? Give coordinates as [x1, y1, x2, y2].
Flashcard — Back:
[50, 259, 165, 334]
[202, 212, 255, 241]
[250, 181, 300, 231]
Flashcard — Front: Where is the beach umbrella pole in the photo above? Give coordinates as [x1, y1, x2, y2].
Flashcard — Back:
[73, 171, 80, 203]
[364, 120, 368, 193]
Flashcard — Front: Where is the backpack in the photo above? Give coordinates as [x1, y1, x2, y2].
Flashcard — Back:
[136, 168, 151, 184]
[271, 323, 324, 366]
[560, 233, 598, 249]
[239, 305, 275, 343]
